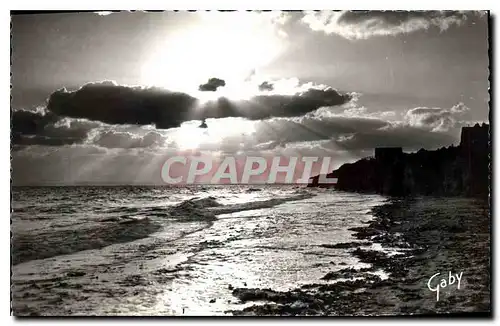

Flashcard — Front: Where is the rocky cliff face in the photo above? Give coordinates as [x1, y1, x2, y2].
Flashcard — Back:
[309, 124, 489, 198]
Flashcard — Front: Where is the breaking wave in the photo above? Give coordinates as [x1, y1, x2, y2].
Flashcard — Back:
[167, 191, 315, 221]
[12, 186, 317, 265]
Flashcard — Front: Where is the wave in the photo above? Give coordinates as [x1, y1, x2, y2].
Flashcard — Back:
[209, 192, 315, 216]
[12, 217, 161, 266]
[99, 215, 149, 223]
[167, 196, 221, 221]
[11, 188, 317, 265]
[166, 192, 315, 222]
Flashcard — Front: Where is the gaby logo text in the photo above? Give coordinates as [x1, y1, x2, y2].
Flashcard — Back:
[427, 271, 463, 301]
[160, 156, 338, 185]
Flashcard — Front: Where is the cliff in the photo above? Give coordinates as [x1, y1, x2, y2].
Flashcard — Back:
[309, 124, 490, 198]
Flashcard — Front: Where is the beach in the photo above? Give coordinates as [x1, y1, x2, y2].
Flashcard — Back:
[11, 186, 384, 315]
[11, 187, 490, 316]
[231, 196, 491, 316]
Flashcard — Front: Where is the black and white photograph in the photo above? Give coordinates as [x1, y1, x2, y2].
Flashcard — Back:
[10, 10, 491, 317]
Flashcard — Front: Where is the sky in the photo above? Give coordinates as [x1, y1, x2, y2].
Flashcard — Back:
[11, 10, 490, 185]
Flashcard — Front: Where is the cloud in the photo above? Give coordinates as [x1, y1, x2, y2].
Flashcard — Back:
[15, 83, 469, 159]
[12, 107, 58, 135]
[253, 113, 389, 147]
[46, 81, 352, 129]
[87, 129, 167, 149]
[311, 103, 397, 121]
[332, 125, 457, 151]
[258, 81, 274, 91]
[201, 88, 351, 121]
[198, 78, 226, 92]
[11, 106, 166, 149]
[246, 101, 464, 154]
[13, 134, 80, 147]
[11, 108, 89, 146]
[404, 102, 470, 131]
[47, 81, 198, 129]
[301, 10, 483, 40]
[12, 98, 476, 185]
[16, 84, 464, 156]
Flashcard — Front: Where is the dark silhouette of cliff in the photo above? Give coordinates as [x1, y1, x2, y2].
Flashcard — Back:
[309, 124, 490, 198]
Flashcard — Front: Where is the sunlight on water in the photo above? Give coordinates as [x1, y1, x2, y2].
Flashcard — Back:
[11, 186, 388, 315]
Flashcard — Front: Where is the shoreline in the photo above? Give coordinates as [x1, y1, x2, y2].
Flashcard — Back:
[229, 196, 490, 316]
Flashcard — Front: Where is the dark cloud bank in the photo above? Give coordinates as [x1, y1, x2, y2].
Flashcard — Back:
[12, 80, 351, 146]
[12, 80, 466, 154]
[47, 81, 198, 129]
[48, 80, 349, 127]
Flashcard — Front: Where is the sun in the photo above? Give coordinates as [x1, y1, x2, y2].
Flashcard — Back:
[171, 118, 256, 150]
[140, 12, 285, 100]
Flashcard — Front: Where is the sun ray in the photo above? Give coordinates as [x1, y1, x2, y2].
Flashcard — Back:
[140, 12, 285, 100]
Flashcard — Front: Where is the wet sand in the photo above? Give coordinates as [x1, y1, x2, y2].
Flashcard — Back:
[230, 197, 491, 316]
[11, 191, 386, 316]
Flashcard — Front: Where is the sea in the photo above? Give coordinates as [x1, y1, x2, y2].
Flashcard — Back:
[11, 185, 392, 316]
